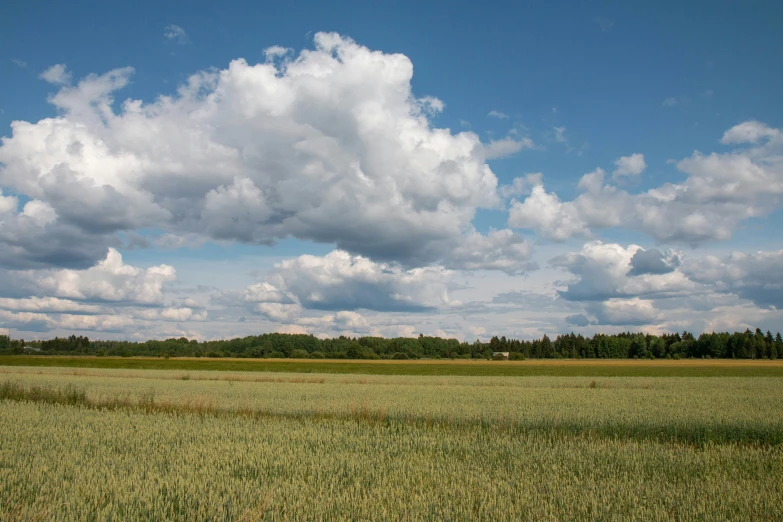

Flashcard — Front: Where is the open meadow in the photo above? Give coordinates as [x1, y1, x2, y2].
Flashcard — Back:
[2, 361, 782, 520]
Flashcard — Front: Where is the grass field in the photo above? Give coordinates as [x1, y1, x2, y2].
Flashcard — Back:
[1, 364, 782, 520]
[2, 355, 783, 377]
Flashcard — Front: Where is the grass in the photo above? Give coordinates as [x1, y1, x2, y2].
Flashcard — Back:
[2, 354, 783, 376]
[2, 365, 782, 520]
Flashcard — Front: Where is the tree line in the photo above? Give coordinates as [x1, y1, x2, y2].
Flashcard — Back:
[1, 328, 781, 360]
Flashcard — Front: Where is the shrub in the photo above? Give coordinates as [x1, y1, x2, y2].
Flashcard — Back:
[309, 351, 326, 359]
[392, 352, 410, 360]
[289, 349, 310, 359]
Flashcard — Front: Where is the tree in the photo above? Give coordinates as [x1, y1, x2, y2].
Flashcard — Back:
[773, 333, 782, 360]
[539, 335, 555, 358]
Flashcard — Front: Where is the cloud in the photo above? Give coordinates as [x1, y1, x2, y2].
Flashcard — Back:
[12, 59, 28, 69]
[0, 33, 528, 271]
[299, 310, 371, 333]
[164, 24, 189, 44]
[265, 250, 460, 312]
[662, 97, 678, 107]
[508, 183, 591, 241]
[587, 298, 664, 326]
[275, 324, 309, 335]
[468, 325, 486, 337]
[135, 307, 207, 322]
[550, 241, 694, 302]
[565, 313, 591, 327]
[255, 302, 302, 322]
[553, 126, 566, 143]
[613, 153, 646, 178]
[682, 250, 783, 309]
[628, 248, 680, 276]
[488, 110, 509, 119]
[418, 96, 445, 115]
[39, 64, 71, 85]
[0, 195, 119, 270]
[483, 137, 535, 159]
[243, 282, 293, 305]
[264, 46, 291, 60]
[0, 297, 102, 314]
[23, 248, 176, 304]
[225, 235, 534, 323]
[509, 121, 783, 244]
[0, 190, 17, 214]
[446, 228, 535, 273]
[499, 173, 542, 199]
[720, 120, 781, 145]
[545, 241, 783, 329]
[0, 309, 135, 333]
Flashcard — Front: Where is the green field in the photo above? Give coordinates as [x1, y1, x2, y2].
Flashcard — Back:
[2, 364, 782, 520]
[2, 355, 783, 376]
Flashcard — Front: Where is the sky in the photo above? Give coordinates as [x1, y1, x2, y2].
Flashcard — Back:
[1, 0, 782, 342]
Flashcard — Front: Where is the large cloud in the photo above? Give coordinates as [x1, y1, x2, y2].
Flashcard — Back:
[509, 122, 783, 244]
[20, 248, 176, 304]
[0, 195, 118, 269]
[682, 250, 783, 309]
[0, 309, 135, 333]
[550, 241, 694, 302]
[243, 249, 460, 313]
[549, 241, 783, 329]
[0, 33, 533, 271]
[0, 248, 208, 336]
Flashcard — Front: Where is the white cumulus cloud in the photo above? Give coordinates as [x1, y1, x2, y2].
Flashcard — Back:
[0, 33, 532, 271]
[509, 121, 783, 244]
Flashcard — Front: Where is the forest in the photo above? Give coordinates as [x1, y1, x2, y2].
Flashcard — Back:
[1, 328, 781, 360]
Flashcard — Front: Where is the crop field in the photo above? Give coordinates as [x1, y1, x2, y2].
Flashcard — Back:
[2, 365, 782, 520]
[2, 355, 783, 377]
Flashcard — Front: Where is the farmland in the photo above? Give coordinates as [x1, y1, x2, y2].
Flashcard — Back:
[1, 363, 782, 520]
[2, 354, 783, 377]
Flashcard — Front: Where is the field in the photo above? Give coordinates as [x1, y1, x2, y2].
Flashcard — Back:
[1, 362, 782, 520]
[2, 355, 783, 376]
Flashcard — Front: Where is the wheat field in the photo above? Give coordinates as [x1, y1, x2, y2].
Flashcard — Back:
[1, 365, 782, 520]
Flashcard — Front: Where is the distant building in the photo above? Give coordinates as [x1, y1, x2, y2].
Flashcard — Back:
[492, 351, 510, 360]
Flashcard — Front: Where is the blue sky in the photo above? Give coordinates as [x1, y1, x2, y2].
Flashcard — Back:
[1, 1, 782, 341]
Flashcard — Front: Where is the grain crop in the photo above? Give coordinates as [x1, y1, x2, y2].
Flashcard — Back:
[1, 365, 781, 520]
